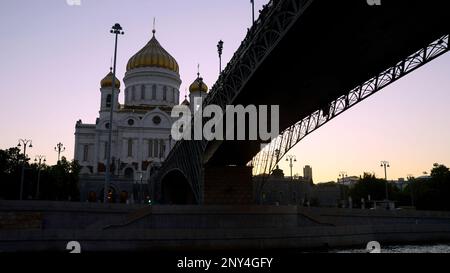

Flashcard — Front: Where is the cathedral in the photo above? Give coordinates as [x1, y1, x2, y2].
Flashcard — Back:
[74, 29, 208, 203]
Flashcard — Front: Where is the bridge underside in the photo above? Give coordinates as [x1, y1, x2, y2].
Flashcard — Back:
[153, 0, 448, 205]
[207, 0, 448, 166]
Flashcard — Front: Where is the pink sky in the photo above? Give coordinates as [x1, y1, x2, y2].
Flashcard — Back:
[0, 0, 449, 183]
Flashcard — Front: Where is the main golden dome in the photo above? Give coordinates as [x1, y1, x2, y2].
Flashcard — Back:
[100, 70, 120, 88]
[189, 74, 208, 93]
[126, 34, 179, 73]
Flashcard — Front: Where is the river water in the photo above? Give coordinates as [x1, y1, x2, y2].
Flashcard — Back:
[332, 244, 450, 253]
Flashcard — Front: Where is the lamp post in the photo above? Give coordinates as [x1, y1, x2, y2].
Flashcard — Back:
[17, 139, 32, 200]
[380, 161, 390, 201]
[139, 172, 144, 204]
[34, 155, 46, 199]
[339, 171, 348, 184]
[286, 155, 296, 180]
[54, 142, 66, 162]
[135, 171, 144, 204]
[217, 40, 224, 74]
[407, 174, 414, 207]
[250, 0, 255, 24]
[104, 23, 124, 203]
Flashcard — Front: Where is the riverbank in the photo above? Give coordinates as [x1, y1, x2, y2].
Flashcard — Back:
[2, 201, 450, 252]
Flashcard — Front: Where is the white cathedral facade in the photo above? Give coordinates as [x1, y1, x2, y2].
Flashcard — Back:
[74, 30, 207, 203]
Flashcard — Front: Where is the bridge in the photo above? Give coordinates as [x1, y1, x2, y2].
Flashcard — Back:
[150, 0, 449, 205]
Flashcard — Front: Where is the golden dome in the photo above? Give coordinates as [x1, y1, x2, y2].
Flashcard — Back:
[100, 70, 120, 88]
[189, 74, 208, 93]
[126, 34, 179, 73]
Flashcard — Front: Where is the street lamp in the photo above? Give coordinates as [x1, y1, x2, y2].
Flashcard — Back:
[380, 161, 390, 201]
[34, 155, 46, 199]
[250, 0, 255, 24]
[139, 172, 144, 204]
[407, 174, 415, 207]
[17, 139, 32, 200]
[104, 23, 124, 203]
[217, 40, 224, 74]
[17, 139, 32, 159]
[135, 171, 144, 204]
[285, 155, 297, 180]
[339, 171, 348, 184]
[54, 142, 66, 162]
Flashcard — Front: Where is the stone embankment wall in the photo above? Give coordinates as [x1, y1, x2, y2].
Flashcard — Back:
[2, 201, 450, 252]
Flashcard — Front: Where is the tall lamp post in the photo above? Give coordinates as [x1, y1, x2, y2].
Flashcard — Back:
[339, 171, 348, 184]
[17, 139, 32, 200]
[380, 161, 390, 201]
[54, 142, 66, 162]
[407, 174, 414, 207]
[217, 40, 224, 74]
[34, 155, 46, 199]
[104, 23, 124, 203]
[250, 0, 255, 24]
[286, 155, 297, 180]
[139, 172, 144, 203]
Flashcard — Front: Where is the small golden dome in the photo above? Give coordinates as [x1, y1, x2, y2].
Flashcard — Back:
[100, 70, 120, 88]
[189, 74, 208, 93]
[126, 34, 179, 73]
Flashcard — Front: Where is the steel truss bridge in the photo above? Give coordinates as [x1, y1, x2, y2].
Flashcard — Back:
[150, 0, 449, 204]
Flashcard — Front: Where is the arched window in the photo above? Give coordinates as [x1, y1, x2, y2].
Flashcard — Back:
[119, 191, 128, 203]
[148, 139, 154, 158]
[106, 94, 112, 108]
[153, 139, 159, 159]
[127, 139, 133, 157]
[132, 86, 136, 101]
[141, 85, 145, 100]
[88, 191, 97, 202]
[124, 167, 134, 179]
[152, 85, 156, 100]
[163, 86, 167, 100]
[83, 145, 89, 162]
[104, 142, 108, 159]
[160, 141, 166, 159]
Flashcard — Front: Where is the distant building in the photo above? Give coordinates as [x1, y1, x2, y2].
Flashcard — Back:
[338, 176, 359, 188]
[253, 166, 341, 207]
[303, 165, 313, 182]
[393, 178, 407, 190]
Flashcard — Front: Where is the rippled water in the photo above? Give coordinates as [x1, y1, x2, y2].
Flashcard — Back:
[333, 244, 450, 253]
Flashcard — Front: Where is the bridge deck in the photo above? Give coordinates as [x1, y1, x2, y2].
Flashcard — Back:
[209, 0, 448, 166]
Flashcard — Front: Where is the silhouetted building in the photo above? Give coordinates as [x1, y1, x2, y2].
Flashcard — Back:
[303, 165, 313, 183]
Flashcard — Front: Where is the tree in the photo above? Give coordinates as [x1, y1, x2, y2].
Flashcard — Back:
[405, 164, 450, 211]
[0, 147, 29, 200]
[349, 173, 400, 207]
[0, 148, 80, 201]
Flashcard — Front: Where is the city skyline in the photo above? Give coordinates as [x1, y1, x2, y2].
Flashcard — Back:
[1, 0, 449, 183]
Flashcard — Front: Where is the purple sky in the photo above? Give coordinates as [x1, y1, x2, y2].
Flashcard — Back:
[0, 0, 449, 182]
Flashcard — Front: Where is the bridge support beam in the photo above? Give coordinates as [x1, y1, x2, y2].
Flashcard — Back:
[204, 166, 253, 205]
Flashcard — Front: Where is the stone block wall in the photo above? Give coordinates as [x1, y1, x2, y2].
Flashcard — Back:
[204, 166, 253, 205]
[0, 212, 42, 230]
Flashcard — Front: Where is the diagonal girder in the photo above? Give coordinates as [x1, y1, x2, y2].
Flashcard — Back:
[251, 34, 449, 187]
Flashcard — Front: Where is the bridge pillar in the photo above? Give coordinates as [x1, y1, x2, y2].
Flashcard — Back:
[204, 166, 253, 205]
